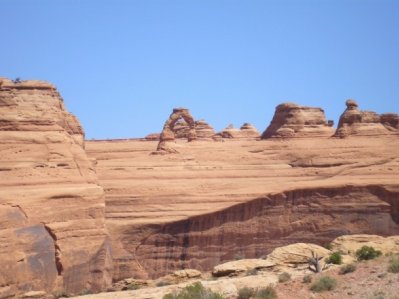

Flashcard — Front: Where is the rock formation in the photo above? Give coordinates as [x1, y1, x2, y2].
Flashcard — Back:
[156, 108, 197, 153]
[0, 78, 111, 297]
[145, 119, 215, 141]
[218, 123, 260, 139]
[86, 134, 399, 280]
[334, 99, 399, 137]
[261, 102, 334, 138]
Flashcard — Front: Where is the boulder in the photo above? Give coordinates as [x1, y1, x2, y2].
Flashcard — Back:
[212, 259, 274, 277]
[218, 123, 260, 139]
[261, 102, 334, 138]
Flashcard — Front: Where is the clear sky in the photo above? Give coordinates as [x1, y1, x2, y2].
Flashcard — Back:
[1, 0, 398, 139]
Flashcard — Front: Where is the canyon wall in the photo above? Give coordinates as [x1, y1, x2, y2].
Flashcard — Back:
[0, 78, 111, 297]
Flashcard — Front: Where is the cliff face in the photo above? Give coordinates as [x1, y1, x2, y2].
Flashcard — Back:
[0, 78, 111, 297]
[261, 103, 334, 138]
[86, 135, 399, 280]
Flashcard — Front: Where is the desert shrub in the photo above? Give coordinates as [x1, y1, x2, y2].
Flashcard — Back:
[238, 287, 255, 299]
[324, 243, 333, 250]
[302, 274, 312, 283]
[254, 285, 277, 299]
[234, 253, 245, 260]
[123, 283, 141, 290]
[157, 280, 171, 287]
[388, 256, 399, 273]
[356, 246, 382, 261]
[326, 252, 342, 265]
[310, 276, 337, 292]
[339, 263, 356, 275]
[369, 290, 386, 299]
[278, 272, 291, 283]
[246, 268, 258, 276]
[162, 282, 225, 299]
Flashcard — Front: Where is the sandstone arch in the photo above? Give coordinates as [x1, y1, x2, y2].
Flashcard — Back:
[156, 108, 197, 153]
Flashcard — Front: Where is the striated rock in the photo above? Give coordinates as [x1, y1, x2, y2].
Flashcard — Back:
[261, 102, 334, 138]
[0, 78, 111, 297]
[334, 99, 399, 137]
[194, 119, 216, 139]
[144, 133, 160, 141]
[172, 269, 202, 279]
[86, 134, 399, 280]
[156, 108, 196, 153]
[212, 259, 274, 277]
[218, 123, 260, 139]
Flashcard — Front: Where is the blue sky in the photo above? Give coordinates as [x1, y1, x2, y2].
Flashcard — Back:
[1, 0, 398, 139]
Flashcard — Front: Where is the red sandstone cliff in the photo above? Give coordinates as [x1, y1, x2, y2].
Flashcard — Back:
[0, 78, 112, 297]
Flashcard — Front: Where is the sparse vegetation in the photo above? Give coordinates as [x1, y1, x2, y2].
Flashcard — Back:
[324, 243, 333, 250]
[246, 268, 258, 276]
[254, 285, 277, 299]
[234, 253, 245, 260]
[356, 246, 382, 261]
[163, 282, 225, 299]
[302, 274, 312, 283]
[237, 287, 255, 299]
[326, 251, 342, 265]
[278, 272, 291, 283]
[369, 290, 386, 299]
[339, 263, 356, 275]
[310, 276, 337, 292]
[388, 256, 399, 273]
[156, 280, 172, 287]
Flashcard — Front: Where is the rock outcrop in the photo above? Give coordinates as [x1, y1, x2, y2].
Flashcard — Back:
[261, 102, 334, 138]
[0, 78, 111, 297]
[334, 99, 399, 137]
[218, 123, 260, 139]
[156, 108, 196, 153]
[86, 134, 399, 280]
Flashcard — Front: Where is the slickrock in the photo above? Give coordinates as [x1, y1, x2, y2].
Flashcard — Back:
[330, 234, 399, 255]
[334, 99, 399, 137]
[261, 102, 334, 138]
[218, 123, 260, 139]
[86, 135, 399, 280]
[0, 78, 111, 297]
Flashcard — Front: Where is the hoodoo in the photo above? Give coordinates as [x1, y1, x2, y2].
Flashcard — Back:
[334, 99, 399, 137]
[261, 102, 334, 138]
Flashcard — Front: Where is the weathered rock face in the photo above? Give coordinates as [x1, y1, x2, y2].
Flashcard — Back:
[261, 103, 334, 138]
[334, 99, 399, 137]
[218, 123, 260, 139]
[156, 108, 197, 153]
[0, 78, 111, 297]
[86, 134, 399, 281]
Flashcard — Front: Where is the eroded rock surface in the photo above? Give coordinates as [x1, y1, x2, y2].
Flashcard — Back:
[261, 102, 334, 138]
[156, 108, 197, 153]
[334, 99, 399, 137]
[86, 135, 399, 280]
[218, 123, 260, 139]
[0, 78, 111, 297]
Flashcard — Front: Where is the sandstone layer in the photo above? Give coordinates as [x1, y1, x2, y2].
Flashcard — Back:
[0, 78, 111, 297]
[334, 99, 399, 137]
[261, 102, 334, 138]
[86, 135, 399, 280]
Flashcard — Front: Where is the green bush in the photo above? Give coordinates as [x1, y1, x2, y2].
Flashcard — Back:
[302, 275, 312, 283]
[326, 252, 342, 265]
[163, 282, 225, 299]
[278, 272, 291, 283]
[254, 285, 277, 299]
[310, 276, 337, 292]
[388, 256, 399, 273]
[339, 263, 356, 275]
[238, 287, 255, 299]
[356, 246, 382, 261]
